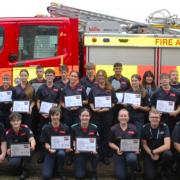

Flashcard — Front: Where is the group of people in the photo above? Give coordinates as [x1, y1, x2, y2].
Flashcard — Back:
[0, 62, 180, 180]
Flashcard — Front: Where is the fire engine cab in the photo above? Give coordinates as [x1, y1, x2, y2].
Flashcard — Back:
[0, 3, 180, 85]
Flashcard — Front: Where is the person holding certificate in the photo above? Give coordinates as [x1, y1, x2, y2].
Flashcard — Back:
[0, 74, 13, 129]
[71, 108, 99, 180]
[61, 71, 88, 128]
[151, 73, 180, 134]
[89, 69, 117, 165]
[141, 111, 173, 180]
[125, 74, 149, 135]
[36, 68, 61, 163]
[0, 122, 6, 163]
[12, 69, 35, 128]
[109, 109, 139, 180]
[80, 62, 97, 96]
[172, 121, 180, 179]
[40, 107, 71, 180]
[108, 62, 131, 124]
[6, 112, 36, 180]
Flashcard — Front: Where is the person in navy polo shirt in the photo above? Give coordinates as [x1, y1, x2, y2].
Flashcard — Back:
[40, 107, 72, 180]
[109, 109, 139, 180]
[141, 111, 173, 180]
[151, 73, 180, 134]
[6, 112, 36, 180]
[71, 108, 99, 180]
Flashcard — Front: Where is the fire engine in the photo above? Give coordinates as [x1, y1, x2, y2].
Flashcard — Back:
[0, 2, 180, 85]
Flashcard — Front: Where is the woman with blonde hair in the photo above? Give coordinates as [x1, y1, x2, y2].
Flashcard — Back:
[89, 69, 117, 165]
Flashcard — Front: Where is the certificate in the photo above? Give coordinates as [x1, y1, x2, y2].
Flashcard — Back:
[116, 93, 124, 103]
[94, 96, 112, 108]
[65, 95, 82, 108]
[51, 136, 71, 149]
[32, 83, 44, 92]
[10, 144, 31, 157]
[123, 93, 141, 106]
[40, 101, 57, 114]
[13, 101, 30, 113]
[76, 138, 96, 152]
[120, 139, 140, 152]
[0, 91, 12, 102]
[86, 87, 91, 96]
[156, 100, 175, 113]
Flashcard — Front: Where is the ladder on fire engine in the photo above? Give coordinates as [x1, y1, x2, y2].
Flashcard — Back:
[47, 3, 180, 34]
[47, 2, 147, 32]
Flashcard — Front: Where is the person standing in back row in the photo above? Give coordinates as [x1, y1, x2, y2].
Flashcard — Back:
[108, 63, 131, 124]
[169, 70, 180, 91]
[151, 73, 180, 134]
[80, 62, 97, 96]
[89, 69, 117, 165]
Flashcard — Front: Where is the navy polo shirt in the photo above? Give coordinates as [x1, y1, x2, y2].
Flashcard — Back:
[109, 123, 138, 148]
[6, 124, 34, 148]
[61, 83, 87, 106]
[108, 75, 131, 92]
[141, 122, 170, 150]
[54, 79, 68, 91]
[12, 84, 35, 101]
[0, 85, 13, 112]
[40, 123, 69, 144]
[71, 123, 98, 140]
[126, 88, 148, 122]
[36, 84, 61, 104]
[88, 84, 117, 106]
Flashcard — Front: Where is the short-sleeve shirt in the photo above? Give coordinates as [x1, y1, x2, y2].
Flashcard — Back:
[54, 79, 69, 91]
[61, 83, 87, 108]
[6, 124, 34, 147]
[141, 122, 170, 150]
[71, 123, 98, 141]
[36, 84, 61, 104]
[172, 121, 180, 144]
[80, 76, 97, 95]
[12, 84, 35, 101]
[126, 88, 148, 122]
[170, 83, 180, 92]
[40, 123, 69, 145]
[0, 123, 6, 142]
[108, 75, 131, 92]
[109, 123, 138, 149]
[88, 84, 117, 106]
[0, 85, 13, 112]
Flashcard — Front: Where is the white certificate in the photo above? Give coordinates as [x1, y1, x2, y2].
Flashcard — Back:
[32, 83, 44, 92]
[13, 101, 30, 113]
[65, 95, 82, 108]
[86, 87, 91, 96]
[120, 139, 140, 152]
[76, 138, 96, 152]
[94, 96, 112, 108]
[116, 93, 124, 103]
[51, 136, 71, 149]
[156, 100, 175, 113]
[11, 144, 31, 157]
[0, 91, 12, 102]
[40, 101, 57, 114]
[123, 93, 141, 106]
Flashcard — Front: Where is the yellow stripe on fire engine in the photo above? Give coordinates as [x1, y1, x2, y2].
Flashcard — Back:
[85, 36, 180, 47]
[96, 65, 137, 80]
[176, 66, 180, 82]
[12, 67, 60, 86]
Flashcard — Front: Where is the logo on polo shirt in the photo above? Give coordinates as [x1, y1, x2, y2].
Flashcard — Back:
[127, 130, 135, 135]
[53, 88, 59, 92]
[170, 93, 176, 97]
[88, 132, 95, 136]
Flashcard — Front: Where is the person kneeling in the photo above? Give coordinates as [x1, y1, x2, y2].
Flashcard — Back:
[6, 112, 36, 180]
